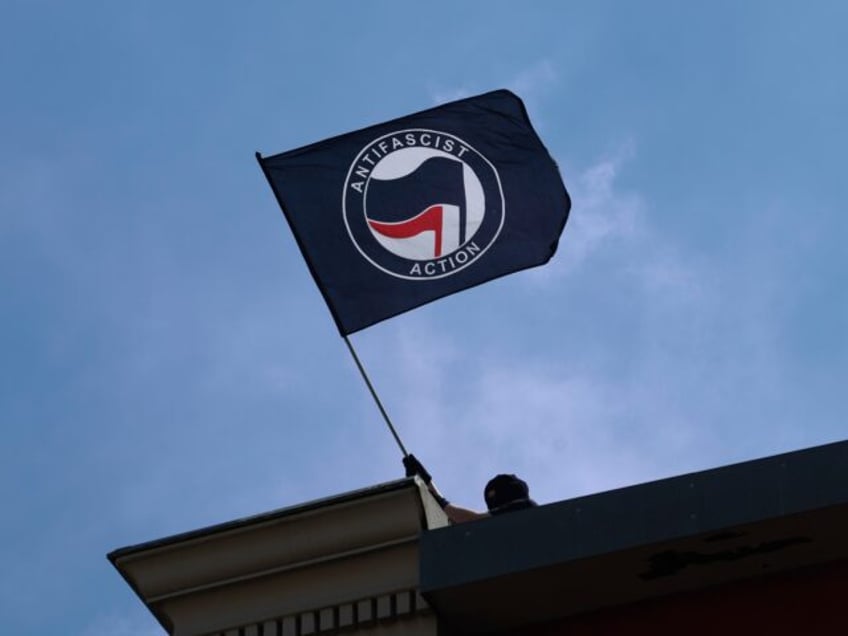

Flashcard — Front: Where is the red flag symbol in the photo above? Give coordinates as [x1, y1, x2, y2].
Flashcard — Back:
[368, 205, 445, 257]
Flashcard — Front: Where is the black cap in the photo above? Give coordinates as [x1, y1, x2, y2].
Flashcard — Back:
[484, 474, 537, 514]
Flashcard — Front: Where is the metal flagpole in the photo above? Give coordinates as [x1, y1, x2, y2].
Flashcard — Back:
[343, 335, 409, 457]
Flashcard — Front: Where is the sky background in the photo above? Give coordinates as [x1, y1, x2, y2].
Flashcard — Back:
[2, 1, 847, 634]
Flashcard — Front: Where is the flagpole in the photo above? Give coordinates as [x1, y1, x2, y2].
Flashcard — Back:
[343, 335, 409, 457]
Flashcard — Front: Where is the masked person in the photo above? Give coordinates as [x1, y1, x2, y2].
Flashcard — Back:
[403, 454, 537, 524]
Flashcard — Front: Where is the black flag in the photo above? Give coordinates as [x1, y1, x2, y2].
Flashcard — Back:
[258, 89, 570, 335]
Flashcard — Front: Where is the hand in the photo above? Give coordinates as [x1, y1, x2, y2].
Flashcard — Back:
[402, 454, 432, 484]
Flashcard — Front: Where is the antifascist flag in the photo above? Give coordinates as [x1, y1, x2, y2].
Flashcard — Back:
[257, 89, 570, 335]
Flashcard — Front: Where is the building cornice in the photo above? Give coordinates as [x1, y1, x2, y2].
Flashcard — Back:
[110, 477, 446, 635]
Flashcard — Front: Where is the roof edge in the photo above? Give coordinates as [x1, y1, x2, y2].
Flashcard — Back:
[108, 477, 418, 564]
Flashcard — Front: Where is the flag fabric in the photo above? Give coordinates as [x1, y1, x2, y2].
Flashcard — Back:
[257, 89, 571, 335]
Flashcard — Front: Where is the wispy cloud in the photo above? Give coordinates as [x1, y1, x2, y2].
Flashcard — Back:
[378, 318, 710, 508]
[430, 85, 476, 105]
[539, 142, 643, 279]
[506, 59, 557, 106]
[429, 59, 557, 106]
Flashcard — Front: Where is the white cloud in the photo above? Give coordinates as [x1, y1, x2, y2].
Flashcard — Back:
[542, 143, 644, 278]
[430, 85, 475, 105]
[430, 59, 557, 106]
[506, 59, 557, 101]
[379, 318, 711, 509]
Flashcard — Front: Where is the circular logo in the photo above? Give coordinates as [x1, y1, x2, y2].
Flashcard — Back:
[343, 129, 504, 280]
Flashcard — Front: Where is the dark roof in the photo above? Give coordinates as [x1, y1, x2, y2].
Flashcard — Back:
[420, 439, 848, 633]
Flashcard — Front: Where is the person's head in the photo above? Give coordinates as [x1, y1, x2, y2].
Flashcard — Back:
[484, 474, 537, 514]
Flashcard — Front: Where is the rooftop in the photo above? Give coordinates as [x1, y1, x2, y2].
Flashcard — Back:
[421, 438, 848, 632]
[110, 439, 848, 635]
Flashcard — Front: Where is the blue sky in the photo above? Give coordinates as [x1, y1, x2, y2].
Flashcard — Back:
[2, 2, 846, 634]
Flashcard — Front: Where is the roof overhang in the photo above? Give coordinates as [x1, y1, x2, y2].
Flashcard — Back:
[110, 478, 447, 635]
[420, 440, 848, 633]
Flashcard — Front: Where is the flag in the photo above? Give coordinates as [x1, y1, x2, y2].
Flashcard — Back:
[257, 89, 571, 335]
